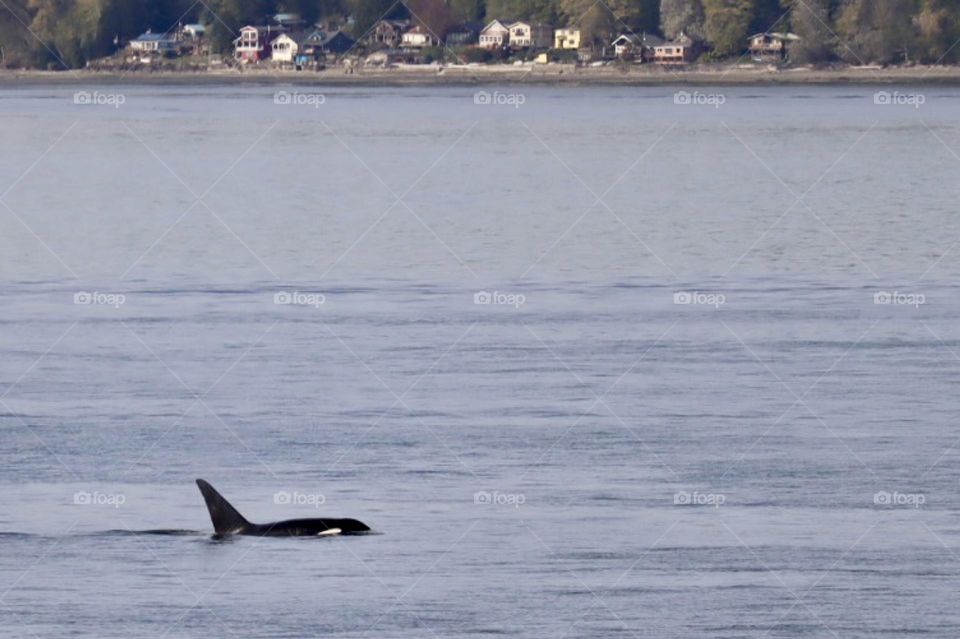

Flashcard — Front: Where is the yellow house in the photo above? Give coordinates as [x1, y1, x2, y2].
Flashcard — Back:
[554, 28, 580, 50]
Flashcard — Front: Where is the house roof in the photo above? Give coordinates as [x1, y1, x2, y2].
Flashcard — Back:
[481, 19, 511, 34]
[404, 25, 432, 35]
[133, 32, 177, 42]
[322, 30, 355, 45]
[749, 31, 800, 41]
[270, 33, 298, 44]
[239, 25, 287, 34]
[299, 29, 326, 46]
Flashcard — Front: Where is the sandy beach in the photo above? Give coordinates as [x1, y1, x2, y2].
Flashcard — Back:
[3, 63, 960, 86]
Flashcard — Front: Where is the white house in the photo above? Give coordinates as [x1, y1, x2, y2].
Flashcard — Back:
[479, 20, 511, 49]
[234, 25, 286, 63]
[509, 22, 552, 48]
[554, 28, 581, 50]
[270, 33, 299, 63]
[401, 25, 438, 48]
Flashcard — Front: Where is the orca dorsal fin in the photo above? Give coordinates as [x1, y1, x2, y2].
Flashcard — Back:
[196, 479, 250, 535]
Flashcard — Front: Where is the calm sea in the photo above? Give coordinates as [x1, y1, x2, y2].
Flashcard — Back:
[2, 83, 960, 637]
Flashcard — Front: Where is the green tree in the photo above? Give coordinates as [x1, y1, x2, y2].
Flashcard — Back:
[0, 0, 34, 67]
[660, 0, 705, 39]
[28, 0, 111, 68]
[913, 0, 960, 64]
[782, 0, 834, 63]
[835, 0, 915, 64]
[702, 0, 752, 56]
[449, 0, 485, 22]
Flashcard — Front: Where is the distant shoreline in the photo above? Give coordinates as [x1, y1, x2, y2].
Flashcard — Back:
[3, 64, 960, 87]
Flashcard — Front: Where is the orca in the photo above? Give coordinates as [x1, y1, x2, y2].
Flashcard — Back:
[196, 479, 371, 537]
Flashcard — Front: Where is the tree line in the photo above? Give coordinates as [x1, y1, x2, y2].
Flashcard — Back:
[0, 0, 956, 69]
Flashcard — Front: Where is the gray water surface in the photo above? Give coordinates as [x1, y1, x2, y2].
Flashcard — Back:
[2, 85, 960, 637]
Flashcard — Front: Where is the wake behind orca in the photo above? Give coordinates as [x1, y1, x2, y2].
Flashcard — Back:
[196, 479, 372, 538]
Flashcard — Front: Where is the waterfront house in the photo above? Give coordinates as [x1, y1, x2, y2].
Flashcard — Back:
[320, 30, 356, 55]
[234, 25, 286, 63]
[368, 19, 410, 48]
[652, 32, 696, 63]
[611, 32, 664, 59]
[296, 29, 326, 65]
[446, 22, 480, 47]
[181, 24, 206, 39]
[402, 25, 439, 48]
[748, 32, 799, 61]
[270, 33, 299, 63]
[130, 31, 180, 55]
[479, 20, 511, 49]
[509, 22, 552, 49]
[554, 28, 581, 50]
[611, 33, 639, 57]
